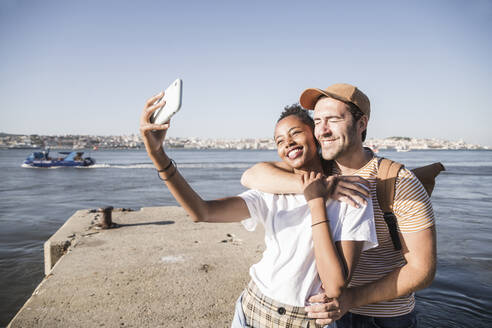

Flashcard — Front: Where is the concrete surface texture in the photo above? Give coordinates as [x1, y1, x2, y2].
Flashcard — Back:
[8, 206, 264, 328]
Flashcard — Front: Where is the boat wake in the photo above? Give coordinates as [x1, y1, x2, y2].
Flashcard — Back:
[21, 164, 64, 169]
[79, 163, 154, 169]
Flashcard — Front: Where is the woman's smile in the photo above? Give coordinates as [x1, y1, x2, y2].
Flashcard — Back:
[287, 146, 303, 159]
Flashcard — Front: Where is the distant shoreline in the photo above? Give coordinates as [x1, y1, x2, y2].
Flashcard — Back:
[0, 133, 489, 151]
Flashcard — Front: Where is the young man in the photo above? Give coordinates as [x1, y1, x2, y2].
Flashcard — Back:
[241, 83, 437, 328]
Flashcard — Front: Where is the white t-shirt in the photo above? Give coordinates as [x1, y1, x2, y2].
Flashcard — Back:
[239, 190, 378, 307]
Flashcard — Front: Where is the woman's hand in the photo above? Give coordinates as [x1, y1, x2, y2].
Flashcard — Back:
[302, 172, 329, 202]
[139, 91, 170, 156]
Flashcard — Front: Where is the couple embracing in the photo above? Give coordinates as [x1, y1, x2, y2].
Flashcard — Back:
[139, 83, 436, 328]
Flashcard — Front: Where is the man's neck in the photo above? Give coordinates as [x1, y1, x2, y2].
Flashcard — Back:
[334, 147, 373, 175]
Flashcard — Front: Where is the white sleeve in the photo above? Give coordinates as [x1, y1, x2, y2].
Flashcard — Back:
[335, 198, 378, 251]
[237, 189, 270, 231]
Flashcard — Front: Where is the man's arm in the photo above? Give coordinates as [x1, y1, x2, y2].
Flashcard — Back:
[241, 161, 302, 193]
[307, 169, 437, 324]
[352, 226, 436, 304]
[356, 169, 438, 303]
[241, 162, 371, 207]
[307, 226, 436, 324]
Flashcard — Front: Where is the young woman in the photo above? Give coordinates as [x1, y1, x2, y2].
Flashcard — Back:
[139, 91, 377, 328]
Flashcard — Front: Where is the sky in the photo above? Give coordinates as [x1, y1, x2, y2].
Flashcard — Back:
[0, 0, 491, 146]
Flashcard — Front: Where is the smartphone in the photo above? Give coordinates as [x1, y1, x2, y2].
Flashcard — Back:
[150, 78, 183, 124]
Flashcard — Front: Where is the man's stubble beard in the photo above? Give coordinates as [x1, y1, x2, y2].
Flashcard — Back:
[319, 124, 359, 161]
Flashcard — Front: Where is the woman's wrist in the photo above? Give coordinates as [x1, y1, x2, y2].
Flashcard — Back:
[157, 158, 174, 172]
[309, 200, 327, 222]
[307, 197, 325, 208]
[311, 219, 329, 227]
[157, 159, 177, 181]
[152, 150, 171, 171]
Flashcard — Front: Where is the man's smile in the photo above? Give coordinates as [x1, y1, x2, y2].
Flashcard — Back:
[320, 138, 338, 147]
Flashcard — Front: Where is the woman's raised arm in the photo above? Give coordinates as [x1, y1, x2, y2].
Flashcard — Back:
[139, 91, 250, 223]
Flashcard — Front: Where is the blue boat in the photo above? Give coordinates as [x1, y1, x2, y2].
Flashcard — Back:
[22, 149, 95, 168]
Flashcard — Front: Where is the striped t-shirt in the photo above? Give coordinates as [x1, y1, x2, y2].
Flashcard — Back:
[339, 155, 435, 317]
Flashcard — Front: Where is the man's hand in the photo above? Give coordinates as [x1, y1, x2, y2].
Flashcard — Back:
[327, 175, 370, 208]
[305, 288, 354, 325]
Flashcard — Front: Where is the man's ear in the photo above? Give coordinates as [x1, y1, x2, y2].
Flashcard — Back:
[358, 115, 368, 132]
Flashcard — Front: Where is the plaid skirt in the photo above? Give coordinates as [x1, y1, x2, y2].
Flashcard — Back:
[241, 280, 323, 328]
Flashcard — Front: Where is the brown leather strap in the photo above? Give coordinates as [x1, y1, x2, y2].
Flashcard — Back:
[377, 158, 403, 213]
[377, 158, 445, 252]
[377, 158, 404, 251]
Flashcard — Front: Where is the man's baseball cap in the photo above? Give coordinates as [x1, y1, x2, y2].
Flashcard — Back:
[299, 83, 370, 119]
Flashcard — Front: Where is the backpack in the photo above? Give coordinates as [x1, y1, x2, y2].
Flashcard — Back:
[377, 159, 445, 250]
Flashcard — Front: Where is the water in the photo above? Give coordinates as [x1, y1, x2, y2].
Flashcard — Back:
[0, 149, 491, 327]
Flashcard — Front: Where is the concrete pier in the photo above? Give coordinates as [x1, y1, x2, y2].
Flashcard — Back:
[8, 207, 264, 328]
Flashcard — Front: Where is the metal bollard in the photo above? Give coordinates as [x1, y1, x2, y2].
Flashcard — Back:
[98, 206, 114, 229]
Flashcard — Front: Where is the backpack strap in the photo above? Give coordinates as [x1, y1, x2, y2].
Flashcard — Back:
[377, 158, 404, 251]
[377, 159, 404, 213]
[376, 159, 445, 251]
